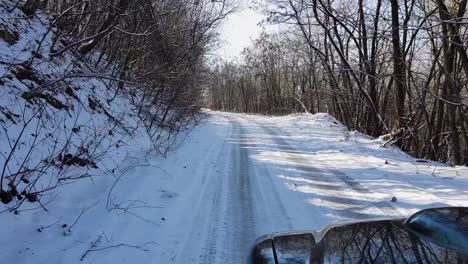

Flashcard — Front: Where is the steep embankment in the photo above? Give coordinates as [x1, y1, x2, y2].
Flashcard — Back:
[0, 0, 150, 211]
[0, 2, 184, 263]
[0, 1, 223, 262]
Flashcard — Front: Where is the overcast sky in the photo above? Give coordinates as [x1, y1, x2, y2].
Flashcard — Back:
[216, 4, 265, 60]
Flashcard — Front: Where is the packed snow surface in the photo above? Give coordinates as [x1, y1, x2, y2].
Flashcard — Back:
[1, 111, 467, 263]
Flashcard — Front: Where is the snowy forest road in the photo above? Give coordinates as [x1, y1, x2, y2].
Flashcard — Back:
[174, 114, 421, 264]
[3, 112, 465, 264]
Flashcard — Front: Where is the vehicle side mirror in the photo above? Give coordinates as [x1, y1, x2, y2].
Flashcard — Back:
[252, 207, 468, 264]
[404, 207, 468, 254]
[251, 233, 316, 264]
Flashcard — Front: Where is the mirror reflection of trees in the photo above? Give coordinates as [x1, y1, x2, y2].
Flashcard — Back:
[318, 221, 466, 264]
[252, 208, 468, 263]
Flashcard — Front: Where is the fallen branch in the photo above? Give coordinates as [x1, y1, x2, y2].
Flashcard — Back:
[382, 128, 405, 147]
[80, 240, 157, 261]
[67, 201, 99, 233]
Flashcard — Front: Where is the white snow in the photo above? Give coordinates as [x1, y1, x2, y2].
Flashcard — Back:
[1, 109, 468, 263]
[265, 113, 468, 212]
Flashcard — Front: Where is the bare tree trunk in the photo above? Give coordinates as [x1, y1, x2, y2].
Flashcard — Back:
[435, 0, 466, 164]
[390, 0, 407, 132]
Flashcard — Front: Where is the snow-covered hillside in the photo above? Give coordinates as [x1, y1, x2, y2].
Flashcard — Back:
[1, 0, 164, 209]
[0, 1, 195, 262]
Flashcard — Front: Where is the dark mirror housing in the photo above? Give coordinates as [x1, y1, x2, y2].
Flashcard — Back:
[251, 232, 316, 264]
[251, 235, 275, 264]
[273, 233, 316, 263]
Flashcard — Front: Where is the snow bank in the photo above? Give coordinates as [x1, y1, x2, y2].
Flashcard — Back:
[0, 1, 209, 262]
[269, 113, 344, 127]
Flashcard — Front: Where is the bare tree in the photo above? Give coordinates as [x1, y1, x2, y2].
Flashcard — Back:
[207, 0, 468, 165]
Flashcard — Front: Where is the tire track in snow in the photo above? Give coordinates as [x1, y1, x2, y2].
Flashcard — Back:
[249, 156, 294, 233]
[174, 119, 233, 264]
[223, 117, 295, 262]
[224, 121, 256, 263]
[204, 117, 294, 263]
[175, 118, 259, 263]
[233, 120, 294, 234]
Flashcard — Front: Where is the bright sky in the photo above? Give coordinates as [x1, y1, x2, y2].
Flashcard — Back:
[217, 5, 265, 60]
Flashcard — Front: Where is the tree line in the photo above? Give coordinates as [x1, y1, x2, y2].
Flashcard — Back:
[207, 0, 468, 165]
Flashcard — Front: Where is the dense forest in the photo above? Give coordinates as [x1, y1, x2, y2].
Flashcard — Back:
[207, 0, 468, 166]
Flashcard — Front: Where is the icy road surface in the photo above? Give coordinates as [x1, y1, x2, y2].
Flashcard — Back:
[169, 112, 468, 263]
[2, 112, 467, 264]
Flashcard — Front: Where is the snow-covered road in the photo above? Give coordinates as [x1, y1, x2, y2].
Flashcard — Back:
[2, 111, 467, 264]
[163, 112, 468, 263]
